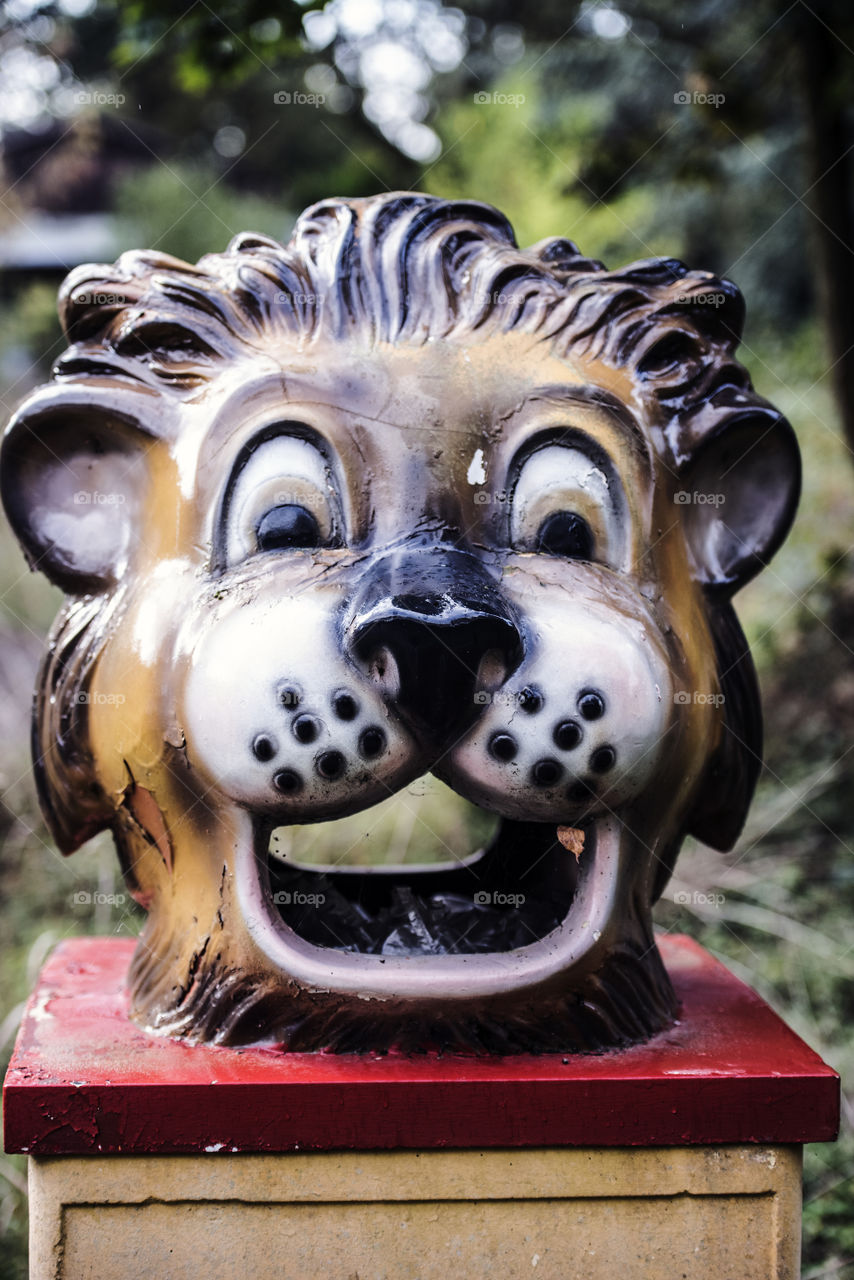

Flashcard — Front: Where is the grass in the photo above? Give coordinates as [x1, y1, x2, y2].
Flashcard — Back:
[270, 776, 498, 868]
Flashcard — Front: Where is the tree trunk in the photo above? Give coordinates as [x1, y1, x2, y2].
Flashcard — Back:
[797, 8, 854, 458]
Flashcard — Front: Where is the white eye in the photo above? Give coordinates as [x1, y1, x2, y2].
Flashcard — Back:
[510, 444, 628, 568]
[224, 435, 338, 565]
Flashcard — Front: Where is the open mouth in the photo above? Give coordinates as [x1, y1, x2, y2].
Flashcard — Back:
[235, 773, 624, 1009]
[258, 778, 584, 957]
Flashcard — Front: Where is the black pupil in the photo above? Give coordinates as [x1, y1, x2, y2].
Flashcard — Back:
[256, 504, 320, 551]
[535, 511, 594, 560]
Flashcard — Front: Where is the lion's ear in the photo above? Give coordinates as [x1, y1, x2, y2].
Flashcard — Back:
[1, 399, 149, 593]
[679, 415, 800, 593]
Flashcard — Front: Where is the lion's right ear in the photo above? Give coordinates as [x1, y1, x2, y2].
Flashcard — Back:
[678, 413, 801, 594]
[1, 394, 150, 594]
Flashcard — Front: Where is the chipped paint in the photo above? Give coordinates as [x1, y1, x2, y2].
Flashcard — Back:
[2, 934, 839, 1156]
[467, 448, 487, 485]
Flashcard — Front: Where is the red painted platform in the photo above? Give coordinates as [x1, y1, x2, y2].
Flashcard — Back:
[3, 935, 839, 1156]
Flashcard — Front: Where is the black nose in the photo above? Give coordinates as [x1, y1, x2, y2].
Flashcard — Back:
[344, 545, 522, 741]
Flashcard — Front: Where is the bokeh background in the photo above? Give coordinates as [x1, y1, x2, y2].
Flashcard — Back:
[1, 1, 853, 1273]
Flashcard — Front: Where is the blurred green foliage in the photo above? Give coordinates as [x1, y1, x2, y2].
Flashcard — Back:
[108, 0, 325, 94]
[114, 162, 295, 261]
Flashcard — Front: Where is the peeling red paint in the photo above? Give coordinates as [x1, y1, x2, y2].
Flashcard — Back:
[2, 935, 839, 1157]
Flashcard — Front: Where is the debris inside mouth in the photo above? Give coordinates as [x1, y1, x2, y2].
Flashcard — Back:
[266, 866, 572, 954]
[557, 826, 585, 860]
[264, 781, 582, 956]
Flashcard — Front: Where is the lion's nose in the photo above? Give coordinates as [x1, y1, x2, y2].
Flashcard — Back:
[344, 545, 522, 741]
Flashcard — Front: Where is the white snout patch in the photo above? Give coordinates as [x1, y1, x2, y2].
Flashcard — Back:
[439, 595, 673, 821]
[180, 592, 417, 817]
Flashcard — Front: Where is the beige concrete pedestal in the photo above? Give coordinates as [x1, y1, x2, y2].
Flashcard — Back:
[30, 1145, 802, 1280]
[8, 939, 837, 1280]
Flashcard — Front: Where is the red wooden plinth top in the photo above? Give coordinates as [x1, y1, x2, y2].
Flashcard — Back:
[3, 934, 839, 1156]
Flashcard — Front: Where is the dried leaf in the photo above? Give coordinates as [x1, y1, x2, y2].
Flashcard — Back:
[557, 825, 585, 860]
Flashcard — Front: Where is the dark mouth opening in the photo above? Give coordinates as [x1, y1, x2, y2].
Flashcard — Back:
[261, 783, 584, 956]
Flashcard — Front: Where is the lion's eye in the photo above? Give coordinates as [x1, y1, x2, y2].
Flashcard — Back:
[535, 511, 593, 560]
[222, 432, 341, 566]
[509, 441, 628, 570]
[256, 504, 321, 551]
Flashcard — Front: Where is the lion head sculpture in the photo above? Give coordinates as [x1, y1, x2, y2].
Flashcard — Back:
[1, 194, 799, 1052]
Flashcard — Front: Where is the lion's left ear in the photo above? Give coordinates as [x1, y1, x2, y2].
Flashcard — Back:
[679, 415, 800, 593]
[1, 394, 151, 594]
